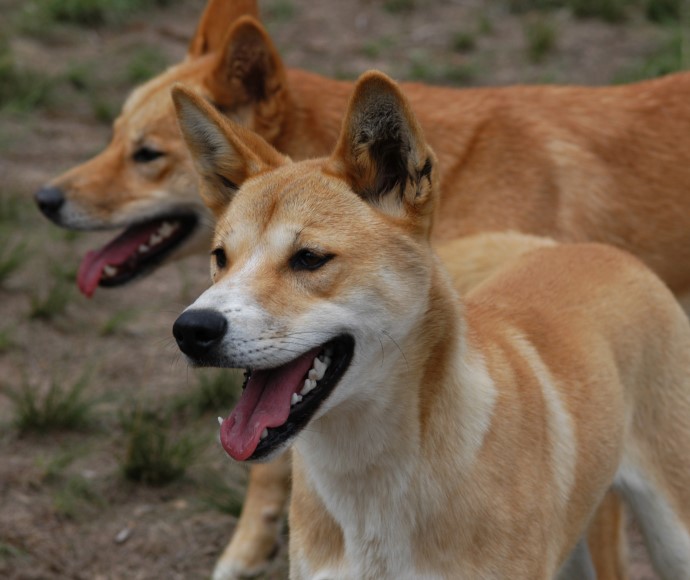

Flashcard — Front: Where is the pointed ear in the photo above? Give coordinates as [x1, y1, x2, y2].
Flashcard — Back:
[330, 71, 438, 234]
[188, 0, 259, 58]
[171, 84, 287, 217]
[204, 16, 288, 141]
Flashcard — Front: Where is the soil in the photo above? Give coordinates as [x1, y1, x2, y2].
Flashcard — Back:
[0, 0, 680, 577]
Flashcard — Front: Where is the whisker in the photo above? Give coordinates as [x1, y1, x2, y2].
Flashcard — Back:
[381, 330, 408, 370]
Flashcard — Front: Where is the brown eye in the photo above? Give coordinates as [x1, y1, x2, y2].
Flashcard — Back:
[211, 247, 227, 269]
[290, 249, 334, 272]
[216, 173, 237, 191]
[132, 146, 164, 163]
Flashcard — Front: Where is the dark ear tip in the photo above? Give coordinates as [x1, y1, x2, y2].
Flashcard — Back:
[355, 71, 399, 95]
[225, 14, 271, 49]
[171, 83, 192, 105]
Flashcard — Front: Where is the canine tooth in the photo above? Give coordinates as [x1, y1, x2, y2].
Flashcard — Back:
[159, 221, 176, 238]
[149, 233, 162, 245]
[217, 417, 223, 426]
[103, 265, 117, 277]
[301, 379, 316, 396]
[291, 393, 302, 406]
[260, 428, 268, 440]
[138, 243, 150, 253]
[313, 358, 327, 379]
[308, 369, 318, 381]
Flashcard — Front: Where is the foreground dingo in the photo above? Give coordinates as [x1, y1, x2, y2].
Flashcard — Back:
[170, 72, 690, 579]
[36, 1, 690, 577]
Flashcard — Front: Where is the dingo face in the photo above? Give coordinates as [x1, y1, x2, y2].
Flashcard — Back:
[172, 72, 438, 463]
[34, 1, 291, 297]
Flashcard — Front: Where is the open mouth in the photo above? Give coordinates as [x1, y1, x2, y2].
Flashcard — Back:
[76, 214, 198, 297]
[219, 335, 355, 462]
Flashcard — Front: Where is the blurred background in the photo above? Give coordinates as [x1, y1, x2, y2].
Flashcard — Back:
[0, 0, 687, 578]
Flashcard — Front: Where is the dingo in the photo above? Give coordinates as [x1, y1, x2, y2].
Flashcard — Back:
[171, 72, 690, 579]
[36, 1, 690, 577]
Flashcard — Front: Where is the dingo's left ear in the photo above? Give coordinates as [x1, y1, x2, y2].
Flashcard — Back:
[172, 84, 287, 217]
[331, 71, 437, 234]
[205, 16, 288, 143]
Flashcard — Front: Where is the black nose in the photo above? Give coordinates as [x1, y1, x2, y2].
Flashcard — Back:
[173, 309, 228, 359]
[35, 186, 65, 219]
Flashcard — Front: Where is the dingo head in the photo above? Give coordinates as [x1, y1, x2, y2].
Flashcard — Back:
[172, 71, 438, 462]
[34, 0, 291, 297]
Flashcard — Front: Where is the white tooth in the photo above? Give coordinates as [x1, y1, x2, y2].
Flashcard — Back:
[260, 428, 268, 440]
[317, 353, 325, 362]
[103, 265, 117, 277]
[291, 393, 302, 406]
[323, 356, 331, 367]
[301, 379, 316, 396]
[217, 417, 223, 426]
[149, 233, 162, 246]
[138, 243, 150, 253]
[313, 358, 327, 379]
[308, 369, 318, 381]
[159, 221, 176, 238]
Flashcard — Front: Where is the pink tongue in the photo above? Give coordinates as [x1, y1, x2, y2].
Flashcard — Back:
[221, 348, 321, 461]
[76, 221, 164, 298]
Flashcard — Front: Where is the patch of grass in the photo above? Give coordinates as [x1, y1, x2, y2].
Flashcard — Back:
[645, 0, 682, 22]
[507, 0, 635, 22]
[524, 16, 558, 63]
[616, 28, 688, 82]
[172, 370, 241, 419]
[265, 0, 297, 22]
[443, 64, 477, 85]
[332, 67, 358, 81]
[5, 375, 94, 434]
[24, 0, 181, 28]
[0, 327, 15, 354]
[37, 446, 82, 482]
[477, 14, 494, 35]
[29, 274, 72, 320]
[0, 41, 53, 112]
[126, 46, 169, 84]
[91, 96, 118, 124]
[408, 54, 476, 85]
[0, 228, 28, 285]
[100, 308, 139, 336]
[62, 61, 119, 124]
[120, 408, 198, 486]
[198, 469, 245, 516]
[0, 541, 27, 560]
[61, 229, 81, 243]
[452, 31, 477, 53]
[507, 0, 563, 13]
[0, 190, 30, 224]
[568, 0, 635, 22]
[360, 37, 396, 59]
[53, 475, 105, 520]
[384, 0, 415, 13]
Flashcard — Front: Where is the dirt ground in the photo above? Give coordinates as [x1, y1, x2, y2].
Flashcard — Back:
[1, 0, 685, 577]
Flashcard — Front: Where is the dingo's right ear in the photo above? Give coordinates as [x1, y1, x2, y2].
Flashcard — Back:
[188, 0, 259, 58]
[172, 85, 287, 217]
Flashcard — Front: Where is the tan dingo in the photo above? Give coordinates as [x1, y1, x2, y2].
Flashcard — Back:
[171, 72, 690, 579]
